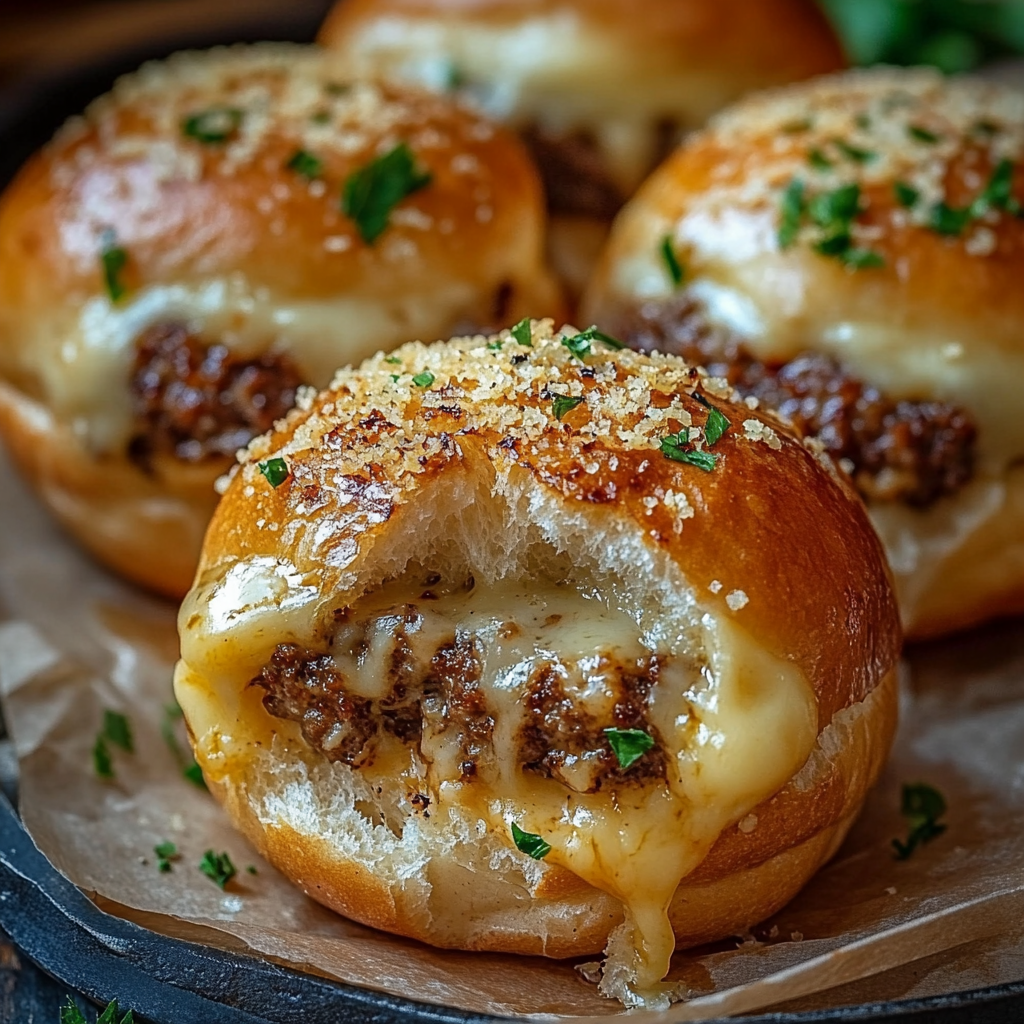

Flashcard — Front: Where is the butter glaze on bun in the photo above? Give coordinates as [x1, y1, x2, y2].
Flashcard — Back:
[583, 68, 1024, 639]
[0, 43, 561, 597]
[174, 320, 899, 1007]
[319, 0, 845, 296]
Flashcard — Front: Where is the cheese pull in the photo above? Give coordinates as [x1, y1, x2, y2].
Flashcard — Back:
[175, 321, 900, 1007]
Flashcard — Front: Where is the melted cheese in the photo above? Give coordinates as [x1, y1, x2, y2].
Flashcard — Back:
[17, 275, 480, 454]
[178, 563, 816, 999]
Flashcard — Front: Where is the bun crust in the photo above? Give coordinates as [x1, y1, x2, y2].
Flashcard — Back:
[176, 321, 899, 1004]
[0, 44, 561, 597]
[319, 0, 843, 298]
[582, 68, 1024, 638]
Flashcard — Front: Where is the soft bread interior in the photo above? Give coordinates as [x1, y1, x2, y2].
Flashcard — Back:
[178, 458, 871, 1007]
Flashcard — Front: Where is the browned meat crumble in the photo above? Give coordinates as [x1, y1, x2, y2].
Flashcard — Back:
[128, 322, 303, 466]
[618, 295, 976, 507]
[252, 608, 666, 792]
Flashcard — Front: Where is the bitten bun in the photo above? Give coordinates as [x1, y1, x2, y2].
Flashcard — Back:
[0, 43, 562, 598]
[583, 68, 1024, 639]
[174, 320, 899, 1007]
[319, 0, 845, 296]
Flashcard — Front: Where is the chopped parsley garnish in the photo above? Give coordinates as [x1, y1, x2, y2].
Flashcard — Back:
[510, 822, 551, 860]
[511, 317, 533, 347]
[61, 997, 134, 1024]
[246, 864, 258, 875]
[486, 341, 503, 351]
[342, 142, 432, 244]
[100, 231, 128, 303]
[412, 371, 435, 388]
[552, 395, 584, 420]
[390, 373, 400, 382]
[285, 148, 324, 179]
[777, 178, 806, 249]
[855, 113, 872, 130]
[184, 761, 207, 790]
[257, 457, 289, 488]
[385, 355, 401, 364]
[604, 727, 655, 770]
[660, 235, 684, 285]
[929, 201, 972, 236]
[838, 248, 886, 269]
[103, 710, 133, 753]
[660, 434, 717, 471]
[561, 325, 624, 360]
[808, 182, 862, 228]
[894, 181, 920, 208]
[154, 841, 179, 873]
[808, 148, 834, 172]
[199, 849, 237, 890]
[93, 736, 114, 780]
[892, 783, 947, 860]
[833, 138, 876, 163]
[444, 62, 466, 91]
[310, 110, 331, 125]
[907, 124, 940, 144]
[182, 106, 242, 144]
[704, 405, 731, 446]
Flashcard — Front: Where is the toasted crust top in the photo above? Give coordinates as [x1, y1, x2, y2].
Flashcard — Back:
[203, 320, 901, 726]
[0, 43, 546, 307]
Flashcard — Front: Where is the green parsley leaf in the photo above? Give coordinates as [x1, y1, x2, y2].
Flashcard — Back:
[285, 148, 324, 179]
[552, 395, 584, 420]
[929, 202, 972, 236]
[660, 235, 684, 286]
[486, 341, 503, 351]
[385, 355, 401, 364]
[807, 148, 834, 172]
[199, 849, 237, 890]
[342, 142, 432, 244]
[659, 434, 718, 471]
[560, 325, 624, 360]
[184, 761, 208, 790]
[777, 179, 805, 249]
[971, 158, 1017, 217]
[813, 231, 853, 256]
[257, 457, 289, 488]
[93, 736, 113, 779]
[892, 782, 947, 860]
[154, 841, 179, 873]
[511, 318, 533, 347]
[100, 231, 128, 303]
[808, 183, 862, 228]
[833, 138, 876, 163]
[839, 247, 886, 269]
[604, 727, 655, 770]
[704, 405, 731, 446]
[60, 998, 88, 1024]
[103, 710, 133, 753]
[246, 864, 258, 875]
[510, 822, 551, 860]
[412, 371, 435, 388]
[894, 181, 920, 208]
[907, 124, 940, 144]
[390, 373, 400, 382]
[182, 106, 242, 144]
[444, 62, 466, 91]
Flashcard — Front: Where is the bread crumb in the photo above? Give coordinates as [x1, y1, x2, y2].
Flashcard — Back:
[885, 886, 897, 895]
[743, 419, 782, 450]
[709, 579, 723, 594]
[738, 813, 758, 833]
[726, 590, 749, 611]
[790, 931, 804, 942]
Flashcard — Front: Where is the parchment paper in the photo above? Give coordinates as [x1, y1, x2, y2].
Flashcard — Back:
[1, 447, 1023, 1021]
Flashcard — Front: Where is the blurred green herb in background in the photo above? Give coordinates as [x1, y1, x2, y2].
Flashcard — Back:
[819, 0, 1024, 72]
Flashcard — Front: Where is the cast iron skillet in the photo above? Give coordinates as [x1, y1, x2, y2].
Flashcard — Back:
[1, 6, 1023, 1022]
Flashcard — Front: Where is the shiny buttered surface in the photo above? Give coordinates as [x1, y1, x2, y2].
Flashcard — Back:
[0, 43, 561, 597]
[175, 320, 899, 1007]
[583, 68, 1024, 638]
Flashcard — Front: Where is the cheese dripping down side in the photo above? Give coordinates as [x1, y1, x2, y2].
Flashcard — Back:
[177, 559, 817, 1001]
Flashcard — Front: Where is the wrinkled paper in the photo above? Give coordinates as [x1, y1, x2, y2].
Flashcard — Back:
[1, 450, 1023, 1020]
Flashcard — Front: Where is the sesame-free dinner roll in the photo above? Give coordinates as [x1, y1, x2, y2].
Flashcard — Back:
[0, 43, 561, 598]
[583, 68, 1024, 639]
[319, 0, 845, 295]
[174, 320, 900, 1008]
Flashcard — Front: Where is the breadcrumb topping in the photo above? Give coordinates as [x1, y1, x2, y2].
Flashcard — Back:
[235, 320, 792, 529]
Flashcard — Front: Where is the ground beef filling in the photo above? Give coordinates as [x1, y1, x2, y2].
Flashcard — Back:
[128, 322, 303, 466]
[252, 627, 665, 792]
[620, 296, 976, 507]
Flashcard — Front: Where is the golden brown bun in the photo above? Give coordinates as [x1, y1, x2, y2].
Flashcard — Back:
[582, 68, 1024, 639]
[0, 43, 562, 598]
[319, 0, 844, 300]
[175, 321, 899, 1005]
